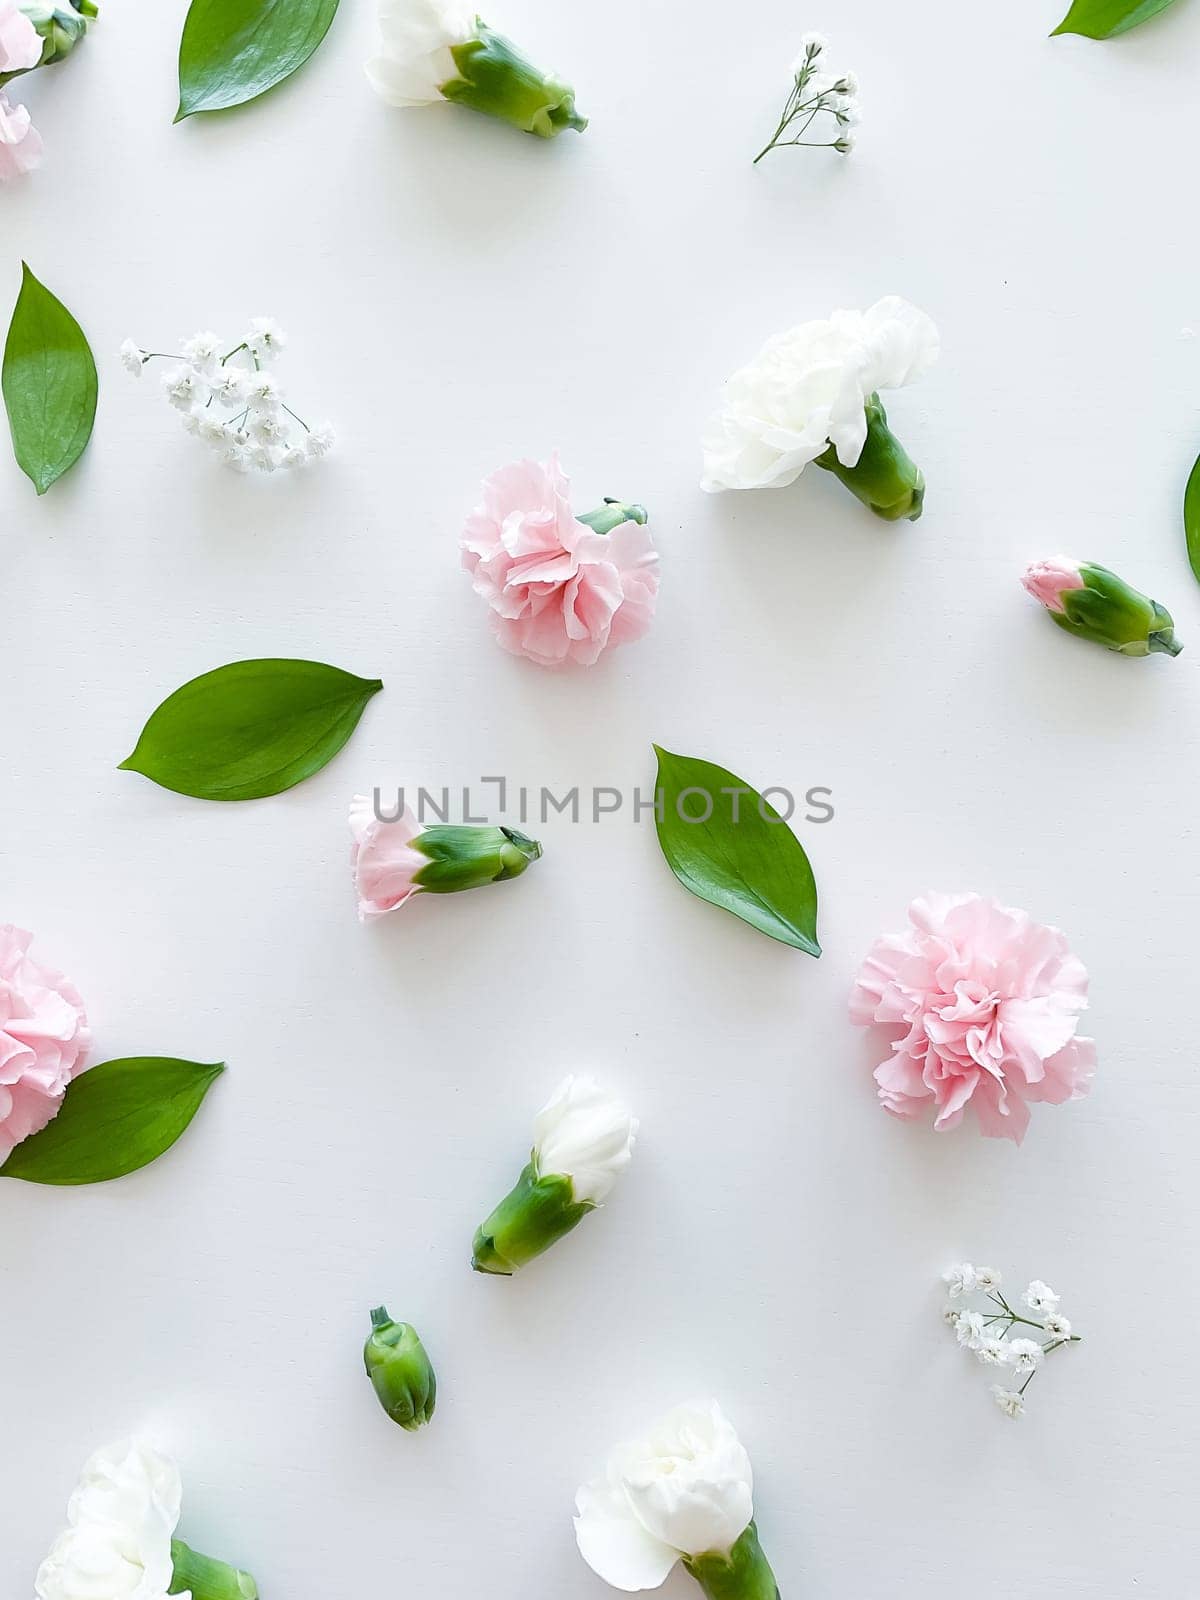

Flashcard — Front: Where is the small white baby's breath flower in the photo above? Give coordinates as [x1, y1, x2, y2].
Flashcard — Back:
[162, 367, 205, 412]
[973, 1267, 1002, 1293]
[975, 1337, 1009, 1367]
[835, 71, 859, 96]
[222, 442, 251, 473]
[799, 30, 828, 55]
[955, 1310, 986, 1350]
[181, 412, 203, 436]
[835, 131, 857, 154]
[119, 338, 146, 377]
[246, 372, 283, 414]
[1006, 1338, 1044, 1374]
[247, 317, 286, 363]
[1043, 1313, 1072, 1340]
[943, 1263, 977, 1298]
[836, 98, 862, 127]
[249, 444, 280, 473]
[280, 446, 308, 469]
[182, 331, 223, 375]
[1023, 1280, 1060, 1316]
[991, 1385, 1025, 1419]
[197, 417, 228, 447]
[249, 414, 287, 448]
[941, 1304, 962, 1329]
[306, 422, 336, 459]
[212, 367, 249, 407]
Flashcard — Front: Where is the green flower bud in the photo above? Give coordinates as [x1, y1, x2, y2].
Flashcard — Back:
[577, 498, 649, 535]
[1023, 557, 1182, 658]
[0, 0, 96, 84]
[683, 1524, 781, 1600]
[411, 824, 541, 895]
[444, 21, 586, 139]
[169, 1539, 258, 1600]
[814, 393, 924, 521]
[472, 1162, 592, 1275]
[364, 1308, 437, 1431]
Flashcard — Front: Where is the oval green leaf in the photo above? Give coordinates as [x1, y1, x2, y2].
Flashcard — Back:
[1185, 450, 1200, 586]
[652, 745, 821, 956]
[2, 262, 98, 495]
[1052, 0, 1179, 36]
[0, 1058, 224, 1186]
[120, 658, 383, 801]
[176, 0, 341, 121]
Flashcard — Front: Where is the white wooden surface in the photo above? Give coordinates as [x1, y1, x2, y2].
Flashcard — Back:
[2, 0, 1198, 1593]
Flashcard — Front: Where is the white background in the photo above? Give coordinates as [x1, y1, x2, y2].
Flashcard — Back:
[2, 0, 1198, 1594]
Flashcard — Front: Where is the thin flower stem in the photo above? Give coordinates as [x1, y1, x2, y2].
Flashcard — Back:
[222, 342, 248, 363]
[282, 403, 310, 432]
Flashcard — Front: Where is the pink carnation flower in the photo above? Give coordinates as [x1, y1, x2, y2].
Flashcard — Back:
[0, 1, 43, 184]
[462, 454, 659, 668]
[1021, 556, 1085, 615]
[849, 892, 1095, 1144]
[350, 795, 426, 921]
[1, 925, 92, 1165]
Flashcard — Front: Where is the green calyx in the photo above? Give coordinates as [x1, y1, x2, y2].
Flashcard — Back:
[443, 20, 586, 138]
[578, 499, 650, 535]
[683, 1524, 781, 1600]
[1054, 563, 1183, 658]
[814, 394, 925, 522]
[412, 825, 542, 895]
[471, 1161, 592, 1274]
[364, 1308, 437, 1431]
[169, 1541, 258, 1600]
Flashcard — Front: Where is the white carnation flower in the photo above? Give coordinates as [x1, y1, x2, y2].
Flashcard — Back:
[700, 296, 938, 493]
[246, 316, 286, 363]
[575, 1401, 754, 1590]
[36, 1440, 185, 1600]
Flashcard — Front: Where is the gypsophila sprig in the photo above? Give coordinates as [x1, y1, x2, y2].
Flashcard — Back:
[941, 1264, 1083, 1419]
[754, 31, 860, 164]
[120, 319, 335, 475]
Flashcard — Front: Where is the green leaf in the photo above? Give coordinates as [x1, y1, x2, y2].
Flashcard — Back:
[2, 262, 98, 495]
[652, 745, 821, 956]
[120, 658, 383, 801]
[1051, 0, 1179, 37]
[176, 0, 341, 121]
[1185, 449, 1200, 586]
[0, 1058, 224, 1186]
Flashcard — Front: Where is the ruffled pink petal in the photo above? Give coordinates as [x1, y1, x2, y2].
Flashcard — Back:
[850, 893, 1094, 1142]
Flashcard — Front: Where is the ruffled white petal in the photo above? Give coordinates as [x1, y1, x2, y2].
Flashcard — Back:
[574, 1472, 681, 1591]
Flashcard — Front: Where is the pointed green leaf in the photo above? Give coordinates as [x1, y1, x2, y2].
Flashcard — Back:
[652, 745, 821, 955]
[1052, 0, 1179, 37]
[176, 0, 341, 121]
[1185, 449, 1200, 586]
[120, 658, 383, 801]
[2, 263, 98, 495]
[0, 1058, 224, 1185]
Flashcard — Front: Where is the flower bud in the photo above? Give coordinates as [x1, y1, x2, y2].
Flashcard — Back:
[351, 797, 542, 920]
[12, 0, 95, 75]
[364, 1308, 437, 1431]
[472, 1076, 636, 1275]
[445, 21, 586, 138]
[170, 1541, 259, 1600]
[1022, 557, 1182, 657]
